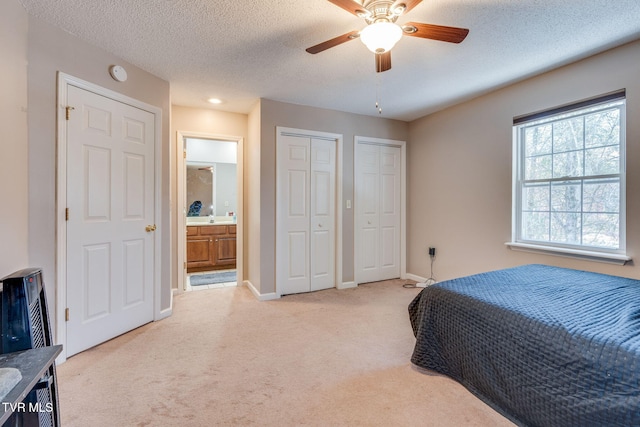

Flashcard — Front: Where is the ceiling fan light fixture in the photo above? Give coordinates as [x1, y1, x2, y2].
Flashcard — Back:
[360, 21, 403, 53]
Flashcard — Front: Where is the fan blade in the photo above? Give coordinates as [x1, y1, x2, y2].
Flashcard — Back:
[391, 0, 423, 15]
[327, 0, 369, 17]
[375, 51, 392, 73]
[403, 22, 469, 43]
[306, 30, 360, 54]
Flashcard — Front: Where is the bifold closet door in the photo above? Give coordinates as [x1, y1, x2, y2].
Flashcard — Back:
[356, 143, 401, 284]
[276, 135, 336, 295]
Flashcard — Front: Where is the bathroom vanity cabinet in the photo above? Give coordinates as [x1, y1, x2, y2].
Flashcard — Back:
[186, 224, 236, 272]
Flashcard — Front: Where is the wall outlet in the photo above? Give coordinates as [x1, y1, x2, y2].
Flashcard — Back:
[428, 247, 436, 257]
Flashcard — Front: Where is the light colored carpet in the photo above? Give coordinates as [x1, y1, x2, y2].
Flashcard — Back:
[57, 280, 514, 426]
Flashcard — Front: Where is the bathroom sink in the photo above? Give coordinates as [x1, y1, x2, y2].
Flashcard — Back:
[186, 216, 235, 225]
[186, 217, 212, 225]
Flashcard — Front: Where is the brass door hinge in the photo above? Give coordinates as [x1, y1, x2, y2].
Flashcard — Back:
[65, 308, 69, 322]
[65, 208, 69, 221]
[65, 106, 75, 120]
[184, 262, 187, 269]
[183, 150, 187, 159]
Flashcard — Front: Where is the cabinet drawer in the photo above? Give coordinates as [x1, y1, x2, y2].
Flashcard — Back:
[200, 225, 227, 235]
[186, 226, 199, 236]
[228, 225, 236, 235]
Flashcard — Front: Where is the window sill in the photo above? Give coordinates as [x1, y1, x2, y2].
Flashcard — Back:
[505, 242, 631, 265]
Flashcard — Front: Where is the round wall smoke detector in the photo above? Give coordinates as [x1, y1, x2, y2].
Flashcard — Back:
[109, 65, 128, 82]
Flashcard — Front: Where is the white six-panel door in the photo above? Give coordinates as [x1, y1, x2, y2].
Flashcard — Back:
[310, 138, 336, 291]
[276, 134, 336, 295]
[356, 143, 401, 284]
[66, 85, 155, 356]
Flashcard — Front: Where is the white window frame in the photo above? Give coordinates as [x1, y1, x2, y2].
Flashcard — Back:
[507, 91, 631, 265]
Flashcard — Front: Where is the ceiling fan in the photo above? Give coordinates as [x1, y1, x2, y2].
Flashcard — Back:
[306, 0, 469, 72]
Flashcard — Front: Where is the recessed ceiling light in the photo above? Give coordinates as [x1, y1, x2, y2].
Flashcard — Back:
[207, 98, 223, 104]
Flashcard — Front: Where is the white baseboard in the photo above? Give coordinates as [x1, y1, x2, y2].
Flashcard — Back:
[156, 306, 173, 320]
[245, 280, 280, 301]
[338, 281, 356, 289]
[406, 273, 427, 283]
[155, 292, 173, 321]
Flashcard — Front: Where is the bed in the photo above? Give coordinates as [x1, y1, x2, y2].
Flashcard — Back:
[408, 264, 640, 426]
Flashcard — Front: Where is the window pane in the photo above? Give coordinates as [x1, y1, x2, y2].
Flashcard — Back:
[515, 97, 624, 253]
[583, 180, 619, 213]
[551, 182, 581, 212]
[584, 146, 619, 176]
[585, 109, 620, 148]
[525, 155, 551, 180]
[582, 213, 619, 248]
[523, 184, 549, 211]
[522, 212, 549, 241]
[553, 151, 583, 178]
[550, 213, 581, 245]
[525, 125, 552, 156]
[553, 117, 584, 153]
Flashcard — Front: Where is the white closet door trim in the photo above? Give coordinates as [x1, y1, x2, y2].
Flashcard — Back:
[354, 136, 407, 285]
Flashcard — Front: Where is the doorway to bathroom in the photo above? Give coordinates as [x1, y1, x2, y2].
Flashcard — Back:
[176, 131, 243, 293]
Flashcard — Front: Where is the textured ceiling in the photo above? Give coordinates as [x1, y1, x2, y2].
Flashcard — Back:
[19, 0, 640, 121]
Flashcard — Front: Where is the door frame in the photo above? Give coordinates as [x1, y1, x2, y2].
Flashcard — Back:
[56, 72, 163, 363]
[275, 127, 343, 297]
[175, 131, 244, 293]
[354, 136, 407, 285]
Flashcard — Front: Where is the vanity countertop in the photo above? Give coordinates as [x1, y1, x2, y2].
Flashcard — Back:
[186, 222, 235, 226]
[186, 216, 235, 226]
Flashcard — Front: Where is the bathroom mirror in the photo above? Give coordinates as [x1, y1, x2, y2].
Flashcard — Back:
[186, 164, 213, 216]
[185, 138, 238, 220]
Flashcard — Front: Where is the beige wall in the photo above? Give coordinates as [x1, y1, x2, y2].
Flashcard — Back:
[247, 102, 262, 292]
[170, 105, 248, 288]
[256, 99, 409, 295]
[27, 16, 172, 319]
[407, 39, 640, 282]
[0, 0, 29, 277]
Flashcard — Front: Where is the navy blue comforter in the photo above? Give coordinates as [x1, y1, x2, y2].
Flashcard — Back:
[408, 264, 640, 426]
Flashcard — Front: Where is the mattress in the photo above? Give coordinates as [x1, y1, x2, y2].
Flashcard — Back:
[408, 264, 640, 426]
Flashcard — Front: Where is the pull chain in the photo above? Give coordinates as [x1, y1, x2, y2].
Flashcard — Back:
[375, 73, 383, 115]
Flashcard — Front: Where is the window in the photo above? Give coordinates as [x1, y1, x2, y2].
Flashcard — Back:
[510, 91, 628, 262]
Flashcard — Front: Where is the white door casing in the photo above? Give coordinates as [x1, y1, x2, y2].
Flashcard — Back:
[355, 137, 405, 284]
[57, 74, 162, 360]
[175, 132, 244, 294]
[276, 129, 339, 295]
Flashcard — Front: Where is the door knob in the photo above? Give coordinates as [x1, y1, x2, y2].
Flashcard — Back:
[145, 224, 157, 232]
